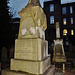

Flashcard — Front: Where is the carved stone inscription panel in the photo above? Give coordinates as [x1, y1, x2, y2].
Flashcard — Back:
[15, 39, 47, 60]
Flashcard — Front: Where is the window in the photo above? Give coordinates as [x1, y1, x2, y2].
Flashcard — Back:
[63, 18, 66, 25]
[71, 30, 74, 35]
[50, 4, 54, 12]
[71, 17, 73, 24]
[50, 16, 54, 24]
[62, 7, 66, 14]
[63, 29, 67, 36]
[70, 6, 73, 14]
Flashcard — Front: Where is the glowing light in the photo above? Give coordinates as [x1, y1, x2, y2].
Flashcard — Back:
[63, 18, 66, 25]
[63, 29, 67, 35]
[71, 30, 74, 35]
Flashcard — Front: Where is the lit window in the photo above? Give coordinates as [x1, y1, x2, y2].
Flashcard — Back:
[63, 29, 67, 36]
[71, 30, 74, 35]
[50, 16, 54, 24]
[63, 18, 66, 25]
[62, 7, 66, 14]
[50, 4, 54, 12]
[71, 17, 73, 24]
[70, 6, 73, 14]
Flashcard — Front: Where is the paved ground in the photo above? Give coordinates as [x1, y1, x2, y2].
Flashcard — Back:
[55, 68, 75, 75]
[64, 69, 75, 75]
[55, 71, 64, 75]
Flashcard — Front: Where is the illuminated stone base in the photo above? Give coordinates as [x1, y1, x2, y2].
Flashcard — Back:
[2, 65, 55, 75]
[10, 57, 50, 74]
[15, 39, 48, 61]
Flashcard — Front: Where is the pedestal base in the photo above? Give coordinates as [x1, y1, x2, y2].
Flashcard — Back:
[2, 65, 55, 75]
[10, 57, 50, 74]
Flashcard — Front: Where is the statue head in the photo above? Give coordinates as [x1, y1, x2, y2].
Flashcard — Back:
[28, 0, 40, 6]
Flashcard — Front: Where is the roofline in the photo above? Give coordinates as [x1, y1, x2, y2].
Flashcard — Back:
[44, 1, 75, 5]
[61, 2, 75, 5]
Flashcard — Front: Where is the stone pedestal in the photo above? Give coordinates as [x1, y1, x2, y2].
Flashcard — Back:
[10, 57, 50, 74]
[15, 39, 48, 61]
[53, 39, 66, 73]
[2, 38, 55, 75]
[2, 65, 55, 75]
[53, 39, 66, 63]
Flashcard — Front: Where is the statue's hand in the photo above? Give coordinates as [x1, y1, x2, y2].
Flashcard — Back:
[30, 27, 36, 35]
[21, 28, 27, 36]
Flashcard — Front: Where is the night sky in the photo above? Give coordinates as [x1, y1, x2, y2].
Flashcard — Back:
[8, 0, 75, 18]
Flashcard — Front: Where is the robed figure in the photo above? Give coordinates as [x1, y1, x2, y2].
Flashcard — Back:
[18, 0, 47, 40]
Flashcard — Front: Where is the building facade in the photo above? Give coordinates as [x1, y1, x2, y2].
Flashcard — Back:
[61, 2, 75, 44]
[44, 0, 75, 52]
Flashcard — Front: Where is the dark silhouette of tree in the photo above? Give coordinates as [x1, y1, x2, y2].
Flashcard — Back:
[0, 0, 12, 39]
[0, 0, 14, 54]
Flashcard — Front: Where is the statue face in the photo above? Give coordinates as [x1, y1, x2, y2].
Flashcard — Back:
[29, 0, 40, 5]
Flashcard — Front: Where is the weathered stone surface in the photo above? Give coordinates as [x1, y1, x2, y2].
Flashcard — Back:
[53, 39, 66, 63]
[2, 65, 55, 75]
[10, 57, 50, 74]
[18, 0, 47, 39]
[15, 39, 48, 61]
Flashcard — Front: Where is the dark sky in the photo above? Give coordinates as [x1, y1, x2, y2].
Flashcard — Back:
[8, 0, 75, 18]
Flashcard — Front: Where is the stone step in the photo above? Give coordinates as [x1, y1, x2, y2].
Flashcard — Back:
[10, 57, 50, 74]
[2, 65, 55, 75]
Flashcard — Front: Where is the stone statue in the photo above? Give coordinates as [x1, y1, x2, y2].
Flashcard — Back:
[56, 22, 60, 38]
[18, 0, 47, 40]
